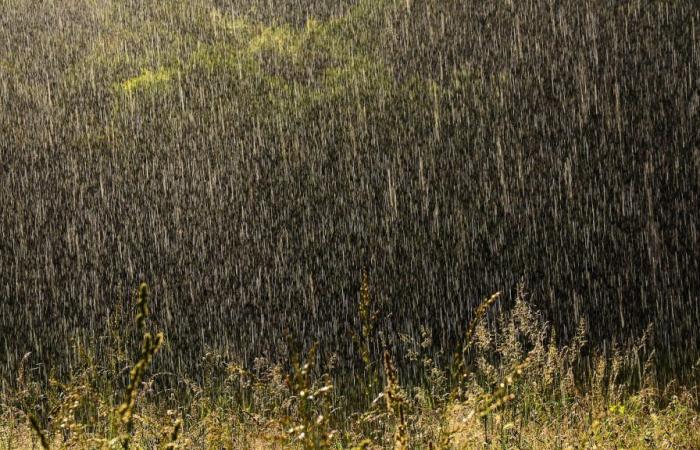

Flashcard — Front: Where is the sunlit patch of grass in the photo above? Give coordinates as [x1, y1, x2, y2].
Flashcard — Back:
[248, 24, 298, 56]
[116, 68, 173, 94]
[0, 59, 16, 76]
[191, 10, 393, 95]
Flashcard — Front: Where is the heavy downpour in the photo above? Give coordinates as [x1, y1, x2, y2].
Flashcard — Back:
[1, 1, 699, 448]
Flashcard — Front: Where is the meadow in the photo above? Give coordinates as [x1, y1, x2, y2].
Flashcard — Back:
[1, 0, 699, 447]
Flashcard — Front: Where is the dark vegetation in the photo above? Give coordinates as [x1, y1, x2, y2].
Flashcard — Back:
[1, 0, 699, 417]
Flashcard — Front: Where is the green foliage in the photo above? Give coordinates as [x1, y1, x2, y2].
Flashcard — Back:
[96, 5, 402, 162]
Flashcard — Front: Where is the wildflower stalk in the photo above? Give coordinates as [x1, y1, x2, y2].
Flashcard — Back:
[116, 283, 164, 450]
[352, 269, 380, 400]
[452, 292, 501, 395]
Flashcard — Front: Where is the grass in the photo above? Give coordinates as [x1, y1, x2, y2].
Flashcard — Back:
[1, 281, 697, 449]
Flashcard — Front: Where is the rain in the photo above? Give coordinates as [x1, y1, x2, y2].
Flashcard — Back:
[0, 0, 699, 447]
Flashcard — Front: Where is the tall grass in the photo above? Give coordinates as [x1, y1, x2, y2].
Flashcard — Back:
[1, 281, 697, 448]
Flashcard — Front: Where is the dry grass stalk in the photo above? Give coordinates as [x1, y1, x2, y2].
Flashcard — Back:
[27, 413, 49, 450]
[116, 283, 165, 449]
[383, 350, 408, 450]
[452, 291, 501, 396]
[352, 268, 381, 397]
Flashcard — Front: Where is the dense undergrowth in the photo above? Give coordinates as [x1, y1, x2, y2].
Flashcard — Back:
[1, 281, 698, 449]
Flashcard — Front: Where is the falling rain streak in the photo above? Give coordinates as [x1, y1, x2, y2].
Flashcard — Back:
[1, 0, 699, 394]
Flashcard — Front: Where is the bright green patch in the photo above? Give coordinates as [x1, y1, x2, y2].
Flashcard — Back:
[116, 68, 172, 94]
[248, 23, 298, 55]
